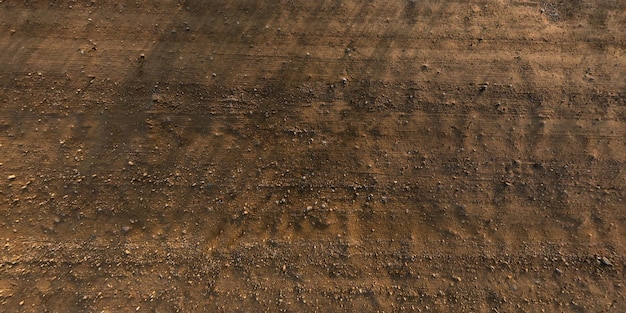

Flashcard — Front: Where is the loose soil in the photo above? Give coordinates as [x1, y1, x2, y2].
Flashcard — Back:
[1, 0, 626, 312]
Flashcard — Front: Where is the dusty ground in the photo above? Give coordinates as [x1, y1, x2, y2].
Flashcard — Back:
[1, 0, 625, 312]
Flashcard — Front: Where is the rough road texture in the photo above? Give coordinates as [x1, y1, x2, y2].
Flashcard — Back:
[1, 0, 626, 312]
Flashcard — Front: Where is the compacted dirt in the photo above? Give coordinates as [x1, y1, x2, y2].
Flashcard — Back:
[1, 0, 626, 312]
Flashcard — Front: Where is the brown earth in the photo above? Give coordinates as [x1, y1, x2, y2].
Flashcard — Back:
[1, 0, 626, 312]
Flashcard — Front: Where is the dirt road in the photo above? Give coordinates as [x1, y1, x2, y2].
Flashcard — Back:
[1, 0, 625, 312]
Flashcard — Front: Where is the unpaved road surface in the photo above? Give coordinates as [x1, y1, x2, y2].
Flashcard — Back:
[1, 1, 626, 312]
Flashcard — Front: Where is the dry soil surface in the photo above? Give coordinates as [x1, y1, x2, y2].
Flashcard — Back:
[1, 0, 626, 312]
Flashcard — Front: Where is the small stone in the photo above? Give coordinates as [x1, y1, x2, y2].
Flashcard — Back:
[600, 256, 613, 266]
[7, 175, 16, 180]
